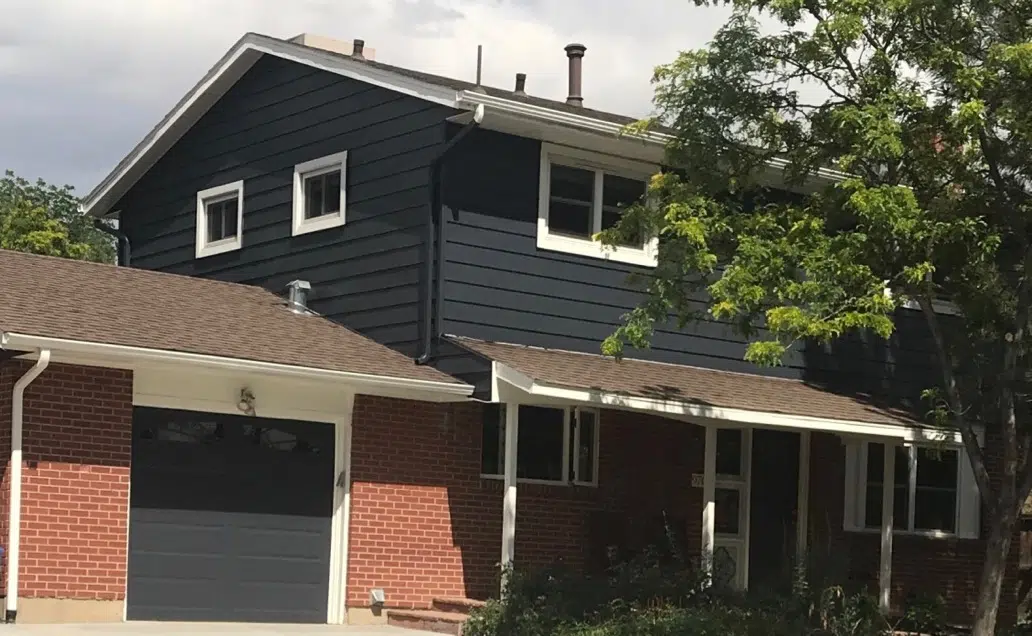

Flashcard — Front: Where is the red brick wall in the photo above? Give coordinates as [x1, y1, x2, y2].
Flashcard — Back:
[347, 397, 1006, 625]
[0, 360, 133, 601]
[808, 432, 1019, 624]
[346, 397, 702, 610]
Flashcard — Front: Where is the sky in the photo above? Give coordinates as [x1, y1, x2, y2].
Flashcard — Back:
[0, 0, 733, 194]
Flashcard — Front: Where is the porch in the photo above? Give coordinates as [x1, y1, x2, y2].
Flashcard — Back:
[454, 337, 987, 621]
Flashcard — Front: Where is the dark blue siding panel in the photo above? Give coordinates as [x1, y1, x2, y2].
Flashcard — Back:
[440, 128, 939, 402]
[117, 55, 456, 355]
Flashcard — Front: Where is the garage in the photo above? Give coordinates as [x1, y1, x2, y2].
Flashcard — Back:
[127, 407, 335, 623]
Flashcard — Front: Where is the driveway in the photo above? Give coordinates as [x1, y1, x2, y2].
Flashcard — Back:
[2, 624, 435, 635]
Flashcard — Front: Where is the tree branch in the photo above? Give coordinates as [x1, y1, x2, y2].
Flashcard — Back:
[919, 296, 995, 508]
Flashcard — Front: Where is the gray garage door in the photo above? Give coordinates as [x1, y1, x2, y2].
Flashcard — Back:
[127, 407, 334, 623]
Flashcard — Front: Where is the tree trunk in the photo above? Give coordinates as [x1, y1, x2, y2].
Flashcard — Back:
[972, 505, 1018, 636]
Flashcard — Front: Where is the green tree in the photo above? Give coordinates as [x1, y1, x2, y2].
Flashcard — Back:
[600, 1, 1032, 633]
[0, 170, 115, 262]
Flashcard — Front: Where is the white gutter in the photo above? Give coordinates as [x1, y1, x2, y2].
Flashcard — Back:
[492, 361, 963, 444]
[6, 349, 50, 621]
[0, 333, 472, 399]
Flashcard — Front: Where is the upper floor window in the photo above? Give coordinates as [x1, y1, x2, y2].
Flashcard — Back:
[537, 143, 658, 267]
[195, 180, 244, 258]
[481, 404, 599, 486]
[844, 440, 980, 538]
[292, 151, 347, 236]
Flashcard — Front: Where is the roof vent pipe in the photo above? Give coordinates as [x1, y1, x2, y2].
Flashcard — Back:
[514, 73, 527, 96]
[352, 39, 366, 60]
[286, 280, 312, 314]
[564, 43, 586, 107]
[471, 44, 487, 94]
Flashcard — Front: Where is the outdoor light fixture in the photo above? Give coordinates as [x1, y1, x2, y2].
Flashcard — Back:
[237, 388, 256, 416]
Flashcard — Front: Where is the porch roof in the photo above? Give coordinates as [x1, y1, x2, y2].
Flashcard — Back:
[451, 337, 953, 440]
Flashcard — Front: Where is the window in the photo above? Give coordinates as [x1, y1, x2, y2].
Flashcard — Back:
[195, 181, 244, 258]
[844, 441, 980, 538]
[537, 143, 658, 267]
[292, 151, 347, 236]
[481, 404, 600, 485]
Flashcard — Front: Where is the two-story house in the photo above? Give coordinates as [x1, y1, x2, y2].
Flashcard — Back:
[70, 32, 1004, 628]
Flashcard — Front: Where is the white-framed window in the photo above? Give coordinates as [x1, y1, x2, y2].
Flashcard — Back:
[843, 440, 980, 539]
[537, 143, 659, 267]
[195, 180, 244, 258]
[292, 151, 347, 236]
[481, 404, 600, 486]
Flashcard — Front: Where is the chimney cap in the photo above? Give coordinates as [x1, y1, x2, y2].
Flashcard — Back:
[352, 38, 366, 60]
[565, 43, 587, 57]
[514, 72, 527, 96]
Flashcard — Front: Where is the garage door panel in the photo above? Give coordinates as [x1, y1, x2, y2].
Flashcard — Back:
[127, 407, 334, 624]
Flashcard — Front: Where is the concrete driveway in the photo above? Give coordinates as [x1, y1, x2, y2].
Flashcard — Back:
[2, 624, 435, 635]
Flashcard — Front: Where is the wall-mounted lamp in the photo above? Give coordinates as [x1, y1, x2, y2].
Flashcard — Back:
[237, 388, 256, 416]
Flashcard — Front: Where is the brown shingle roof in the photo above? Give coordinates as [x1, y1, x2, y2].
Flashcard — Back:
[451, 337, 923, 426]
[0, 249, 464, 387]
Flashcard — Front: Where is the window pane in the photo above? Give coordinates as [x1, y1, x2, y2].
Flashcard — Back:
[601, 208, 643, 247]
[241, 423, 323, 455]
[576, 410, 597, 483]
[325, 171, 342, 214]
[601, 175, 645, 247]
[916, 448, 958, 488]
[517, 406, 565, 481]
[715, 488, 740, 534]
[207, 201, 222, 242]
[549, 200, 592, 237]
[914, 488, 957, 532]
[222, 199, 238, 237]
[305, 173, 326, 219]
[205, 197, 237, 243]
[866, 443, 909, 487]
[864, 484, 909, 529]
[481, 405, 503, 475]
[716, 429, 741, 476]
[548, 164, 594, 238]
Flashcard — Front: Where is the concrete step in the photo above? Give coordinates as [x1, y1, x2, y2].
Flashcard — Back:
[431, 597, 487, 615]
[387, 608, 468, 635]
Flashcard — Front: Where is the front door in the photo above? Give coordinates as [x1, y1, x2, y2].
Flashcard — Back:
[748, 429, 800, 594]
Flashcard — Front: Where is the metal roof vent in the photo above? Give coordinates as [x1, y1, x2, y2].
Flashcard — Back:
[286, 280, 312, 314]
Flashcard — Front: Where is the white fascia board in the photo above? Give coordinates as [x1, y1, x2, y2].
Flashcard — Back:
[1, 332, 472, 401]
[81, 33, 462, 219]
[490, 361, 961, 443]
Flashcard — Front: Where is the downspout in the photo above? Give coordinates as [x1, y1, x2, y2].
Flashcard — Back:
[415, 104, 485, 365]
[6, 349, 50, 623]
[93, 218, 131, 266]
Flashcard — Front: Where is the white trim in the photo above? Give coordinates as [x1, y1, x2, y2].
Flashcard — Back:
[537, 142, 659, 267]
[327, 394, 355, 624]
[1, 332, 472, 401]
[501, 400, 519, 596]
[293, 151, 348, 236]
[490, 361, 965, 443]
[701, 426, 717, 582]
[879, 441, 895, 614]
[7, 349, 51, 617]
[796, 431, 811, 559]
[195, 180, 244, 258]
[713, 427, 751, 589]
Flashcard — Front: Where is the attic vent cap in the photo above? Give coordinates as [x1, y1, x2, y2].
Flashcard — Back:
[286, 280, 312, 314]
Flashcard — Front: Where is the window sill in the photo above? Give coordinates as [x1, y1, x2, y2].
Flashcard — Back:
[480, 473, 598, 488]
[536, 233, 658, 268]
[196, 236, 241, 259]
[845, 527, 964, 540]
[292, 211, 345, 237]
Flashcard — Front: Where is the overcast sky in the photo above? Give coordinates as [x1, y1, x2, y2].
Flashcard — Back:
[0, 0, 732, 193]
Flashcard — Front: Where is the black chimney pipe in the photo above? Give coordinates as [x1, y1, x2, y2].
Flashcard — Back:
[564, 43, 586, 107]
[93, 218, 130, 266]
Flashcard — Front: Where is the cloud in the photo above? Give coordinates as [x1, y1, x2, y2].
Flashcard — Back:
[0, 0, 731, 191]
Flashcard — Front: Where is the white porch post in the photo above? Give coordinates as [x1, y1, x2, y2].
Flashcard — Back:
[879, 442, 895, 614]
[701, 426, 717, 579]
[500, 402, 519, 597]
[796, 431, 811, 562]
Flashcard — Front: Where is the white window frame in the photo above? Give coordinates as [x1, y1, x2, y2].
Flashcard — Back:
[292, 151, 347, 236]
[843, 440, 980, 539]
[481, 404, 600, 487]
[195, 180, 244, 259]
[537, 143, 659, 267]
